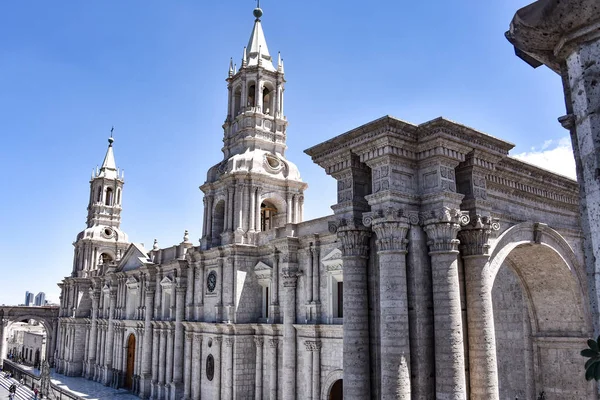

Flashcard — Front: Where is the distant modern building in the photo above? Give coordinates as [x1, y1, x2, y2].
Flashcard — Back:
[24, 292, 34, 307]
[34, 292, 46, 307]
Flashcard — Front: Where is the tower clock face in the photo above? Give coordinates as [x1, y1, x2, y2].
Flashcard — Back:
[207, 271, 217, 292]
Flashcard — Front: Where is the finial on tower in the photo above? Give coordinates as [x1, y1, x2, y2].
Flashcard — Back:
[229, 58, 234, 77]
[253, 0, 263, 20]
[108, 126, 114, 146]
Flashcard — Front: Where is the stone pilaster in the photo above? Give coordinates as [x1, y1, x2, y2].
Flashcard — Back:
[171, 286, 186, 399]
[269, 338, 279, 400]
[423, 207, 470, 399]
[458, 216, 500, 400]
[254, 337, 264, 400]
[304, 340, 322, 400]
[140, 287, 155, 399]
[223, 337, 234, 400]
[337, 220, 372, 400]
[191, 333, 203, 400]
[87, 290, 100, 378]
[103, 287, 117, 386]
[183, 332, 193, 400]
[363, 208, 411, 400]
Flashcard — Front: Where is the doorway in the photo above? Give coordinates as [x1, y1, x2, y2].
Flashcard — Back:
[329, 379, 343, 400]
[125, 334, 135, 389]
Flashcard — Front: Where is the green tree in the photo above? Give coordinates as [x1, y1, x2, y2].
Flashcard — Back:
[581, 336, 600, 380]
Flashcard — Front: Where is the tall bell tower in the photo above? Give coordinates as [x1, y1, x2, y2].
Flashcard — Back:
[71, 134, 129, 277]
[200, 5, 307, 249]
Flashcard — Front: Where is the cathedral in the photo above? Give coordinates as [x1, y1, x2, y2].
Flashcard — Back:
[54, 5, 597, 400]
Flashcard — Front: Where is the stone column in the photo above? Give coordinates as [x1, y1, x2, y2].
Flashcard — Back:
[183, 332, 193, 400]
[249, 186, 257, 232]
[254, 337, 264, 400]
[458, 217, 500, 400]
[363, 208, 411, 399]
[255, 188, 262, 232]
[269, 339, 279, 400]
[186, 266, 195, 321]
[191, 333, 203, 400]
[223, 337, 234, 400]
[507, 0, 600, 337]
[140, 287, 155, 398]
[271, 251, 280, 323]
[0, 318, 6, 367]
[337, 221, 372, 399]
[151, 326, 159, 390]
[423, 208, 470, 399]
[282, 268, 299, 400]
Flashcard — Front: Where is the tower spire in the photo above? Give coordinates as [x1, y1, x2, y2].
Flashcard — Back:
[99, 127, 117, 179]
[244, 2, 274, 71]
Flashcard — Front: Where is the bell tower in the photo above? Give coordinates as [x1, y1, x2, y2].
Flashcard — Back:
[72, 133, 129, 277]
[200, 5, 307, 249]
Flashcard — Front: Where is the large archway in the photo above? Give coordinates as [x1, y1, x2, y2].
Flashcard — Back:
[487, 223, 593, 399]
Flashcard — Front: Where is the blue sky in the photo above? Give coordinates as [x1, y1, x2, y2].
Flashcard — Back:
[0, 1, 574, 305]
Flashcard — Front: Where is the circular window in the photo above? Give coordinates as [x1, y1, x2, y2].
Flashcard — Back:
[101, 227, 114, 239]
[207, 271, 217, 293]
[264, 154, 284, 173]
[206, 355, 215, 381]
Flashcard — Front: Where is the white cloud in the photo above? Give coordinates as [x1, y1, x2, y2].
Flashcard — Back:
[512, 137, 577, 180]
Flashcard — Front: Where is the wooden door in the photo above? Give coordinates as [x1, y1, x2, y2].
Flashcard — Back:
[125, 334, 135, 389]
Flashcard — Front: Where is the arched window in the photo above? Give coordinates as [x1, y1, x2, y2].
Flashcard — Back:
[100, 253, 113, 265]
[116, 188, 121, 205]
[105, 188, 114, 206]
[96, 186, 102, 203]
[233, 87, 242, 116]
[262, 87, 272, 115]
[260, 201, 277, 231]
[212, 200, 226, 245]
[248, 84, 256, 107]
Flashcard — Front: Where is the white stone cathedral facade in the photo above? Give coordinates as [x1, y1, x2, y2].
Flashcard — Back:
[55, 6, 598, 400]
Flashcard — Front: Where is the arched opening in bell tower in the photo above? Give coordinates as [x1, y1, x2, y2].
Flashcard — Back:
[105, 187, 114, 206]
[233, 86, 242, 116]
[262, 86, 273, 115]
[248, 83, 256, 108]
[212, 200, 226, 244]
[260, 201, 278, 231]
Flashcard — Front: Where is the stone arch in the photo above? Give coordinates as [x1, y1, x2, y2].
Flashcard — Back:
[262, 81, 276, 115]
[233, 85, 242, 116]
[259, 192, 287, 231]
[212, 199, 226, 245]
[486, 222, 592, 398]
[321, 369, 343, 400]
[3, 311, 56, 365]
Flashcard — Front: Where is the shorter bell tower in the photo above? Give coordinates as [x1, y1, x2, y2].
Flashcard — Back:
[200, 5, 307, 249]
[72, 134, 129, 277]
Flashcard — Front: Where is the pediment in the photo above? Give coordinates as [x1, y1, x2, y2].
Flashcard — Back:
[160, 275, 174, 288]
[117, 243, 152, 272]
[126, 276, 140, 290]
[102, 284, 111, 293]
[322, 248, 342, 271]
[254, 261, 272, 282]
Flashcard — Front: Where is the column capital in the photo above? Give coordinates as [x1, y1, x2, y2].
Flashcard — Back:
[254, 337, 264, 347]
[281, 268, 301, 288]
[423, 207, 470, 253]
[185, 332, 194, 342]
[304, 340, 322, 352]
[458, 215, 500, 257]
[363, 208, 410, 252]
[192, 333, 203, 344]
[224, 337, 234, 347]
[269, 339, 279, 348]
[337, 219, 371, 258]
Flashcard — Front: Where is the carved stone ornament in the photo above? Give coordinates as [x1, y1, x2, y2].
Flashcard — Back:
[458, 215, 501, 256]
[423, 207, 470, 253]
[269, 338, 279, 348]
[337, 219, 371, 258]
[254, 337, 264, 347]
[363, 208, 410, 252]
[304, 340, 322, 352]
